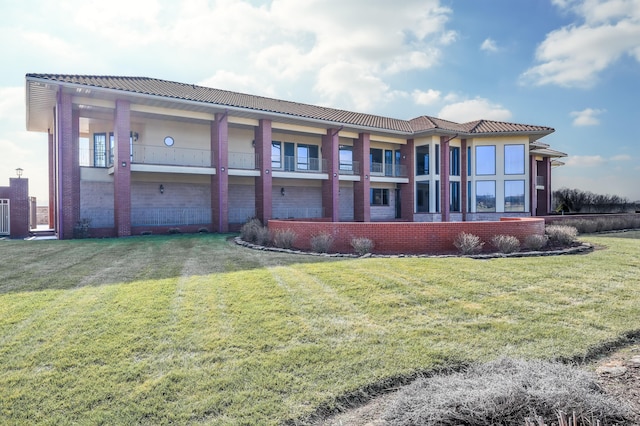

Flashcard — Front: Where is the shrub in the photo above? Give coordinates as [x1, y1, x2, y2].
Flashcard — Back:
[168, 227, 181, 234]
[310, 232, 334, 253]
[73, 218, 91, 239]
[240, 218, 264, 243]
[383, 358, 631, 426]
[490, 234, 521, 254]
[351, 237, 374, 256]
[255, 226, 271, 246]
[198, 227, 209, 233]
[273, 229, 297, 249]
[140, 230, 153, 236]
[453, 232, 484, 255]
[523, 234, 548, 251]
[546, 225, 578, 246]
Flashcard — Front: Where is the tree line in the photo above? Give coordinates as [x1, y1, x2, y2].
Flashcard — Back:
[552, 188, 640, 213]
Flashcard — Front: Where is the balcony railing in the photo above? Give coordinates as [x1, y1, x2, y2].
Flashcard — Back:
[274, 156, 327, 173]
[228, 152, 259, 170]
[131, 208, 211, 226]
[339, 160, 360, 175]
[132, 145, 211, 168]
[370, 162, 408, 177]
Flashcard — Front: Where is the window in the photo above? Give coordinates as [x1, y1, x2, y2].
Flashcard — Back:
[435, 144, 440, 175]
[467, 146, 471, 175]
[476, 181, 496, 212]
[467, 181, 472, 212]
[384, 149, 393, 176]
[271, 141, 282, 169]
[416, 145, 429, 175]
[395, 150, 402, 176]
[504, 144, 525, 174]
[339, 145, 353, 172]
[297, 144, 319, 171]
[370, 148, 383, 174]
[505, 180, 525, 212]
[450, 146, 460, 176]
[94, 133, 107, 167]
[370, 188, 389, 206]
[416, 182, 430, 212]
[435, 180, 440, 212]
[475, 145, 496, 175]
[450, 181, 460, 212]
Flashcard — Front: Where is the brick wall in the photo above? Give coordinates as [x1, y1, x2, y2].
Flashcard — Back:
[0, 178, 29, 238]
[268, 217, 545, 255]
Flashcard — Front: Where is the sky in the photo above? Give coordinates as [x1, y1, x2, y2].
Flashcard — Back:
[1, 0, 639, 205]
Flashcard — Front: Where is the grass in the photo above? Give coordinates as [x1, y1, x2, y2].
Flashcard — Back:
[0, 231, 639, 424]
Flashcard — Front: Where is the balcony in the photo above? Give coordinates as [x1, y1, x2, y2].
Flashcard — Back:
[228, 152, 259, 170]
[273, 156, 328, 174]
[132, 145, 211, 168]
[370, 162, 408, 178]
[339, 160, 360, 175]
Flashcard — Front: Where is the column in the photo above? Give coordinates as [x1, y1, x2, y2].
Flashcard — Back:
[57, 91, 80, 239]
[211, 112, 229, 232]
[530, 155, 538, 216]
[461, 139, 468, 221]
[353, 133, 370, 222]
[440, 136, 450, 222]
[542, 157, 552, 215]
[113, 100, 131, 237]
[399, 139, 415, 222]
[48, 131, 55, 228]
[255, 119, 272, 224]
[322, 128, 339, 221]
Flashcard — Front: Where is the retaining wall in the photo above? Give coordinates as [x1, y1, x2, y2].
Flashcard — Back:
[268, 217, 545, 255]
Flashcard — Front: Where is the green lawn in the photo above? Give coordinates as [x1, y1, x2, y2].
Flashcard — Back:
[1, 232, 639, 425]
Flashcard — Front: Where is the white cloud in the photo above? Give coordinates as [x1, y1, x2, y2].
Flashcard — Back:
[198, 71, 276, 98]
[565, 155, 606, 166]
[437, 98, 512, 123]
[570, 108, 606, 126]
[480, 38, 499, 52]
[610, 154, 632, 161]
[412, 89, 442, 105]
[522, 0, 640, 87]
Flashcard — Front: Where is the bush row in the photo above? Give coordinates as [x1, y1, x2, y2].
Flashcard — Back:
[550, 215, 640, 234]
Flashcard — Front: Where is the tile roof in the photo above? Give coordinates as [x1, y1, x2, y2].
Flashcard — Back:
[26, 74, 554, 137]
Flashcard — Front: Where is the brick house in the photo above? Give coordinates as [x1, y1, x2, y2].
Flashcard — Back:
[25, 74, 565, 239]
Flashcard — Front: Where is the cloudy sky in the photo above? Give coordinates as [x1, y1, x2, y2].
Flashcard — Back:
[1, 0, 639, 204]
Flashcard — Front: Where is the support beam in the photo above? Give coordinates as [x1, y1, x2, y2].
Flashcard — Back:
[114, 100, 131, 237]
[255, 119, 272, 224]
[440, 136, 450, 222]
[322, 128, 340, 221]
[211, 112, 229, 232]
[353, 133, 370, 222]
[399, 139, 415, 221]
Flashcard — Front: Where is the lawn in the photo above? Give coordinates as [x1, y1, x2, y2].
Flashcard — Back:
[0, 232, 639, 425]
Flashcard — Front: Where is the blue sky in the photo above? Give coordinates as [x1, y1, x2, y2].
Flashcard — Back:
[1, 0, 639, 204]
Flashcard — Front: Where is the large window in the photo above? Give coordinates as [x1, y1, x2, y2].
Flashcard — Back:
[505, 180, 525, 212]
[416, 145, 429, 175]
[416, 182, 430, 212]
[339, 145, 353, 172]
[476, 181, 496, 212]
[271, 141, 282, 169]
[475, 145, 496, 175]
[450, 146, 460, 176]
[297, 144, 319, 171]
[370, 188, 389, 206]
[450, 181, 460, 212]
[505, 144, 525, 175]
[94, 133, 107, 167]
[370, 148, 383, 174]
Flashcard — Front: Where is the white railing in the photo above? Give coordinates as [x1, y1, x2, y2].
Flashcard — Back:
[132, 146, 211, 168]
[371, 162, 407, 177]
[228, 152, 259, 170]
[279, 156, 327, 173]
[339, 160, 360, 175]
[131, 208, 211, 226]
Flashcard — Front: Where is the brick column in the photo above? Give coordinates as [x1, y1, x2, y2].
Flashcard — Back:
[400, 139, 415, 222]
[255, 119, 272, 224]
[353, 133, 370, 222]
[322, 128, 340, 221]
[113, 100, 132, 237]
[48, 131, 55, 228]
[211, 113, 229, 232]
[57, 91, 80, 239]
[542, 157, 552, 215]
[461, 139, 468, 221]
[530, 155, 538, 216]
[9, 178, 29, 238]
[440, 136, 450, 222]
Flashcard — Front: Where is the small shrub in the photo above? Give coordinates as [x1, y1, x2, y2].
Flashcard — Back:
[198, 227, 209, 233]
[240, 218, 264, 243]
[351, 237, 374, 255]
[453, 232, 484, 255]
[384, 358, 631, 426]
[273, 229, 297, 249]
[490, 234, 521, 254]
[523, 234, 548, 251]
[546, 225, 578, 246]
[310, 232, 334, 253]
[140, 230, 153, 236]
[255, 226, 271, 246]
[73, 218, 91, 239]
[168, 227, 181, 234]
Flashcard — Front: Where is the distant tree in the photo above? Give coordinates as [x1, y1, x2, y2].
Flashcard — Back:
[552, 188, 633, 213]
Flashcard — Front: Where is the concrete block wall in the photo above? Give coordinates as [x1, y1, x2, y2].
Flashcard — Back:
[269, 217, 545, 255]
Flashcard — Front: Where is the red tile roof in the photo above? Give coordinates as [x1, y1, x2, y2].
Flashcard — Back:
[26, 74, 554, 137]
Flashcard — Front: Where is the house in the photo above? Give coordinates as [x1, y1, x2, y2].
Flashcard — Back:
[25, 74, 566, 239]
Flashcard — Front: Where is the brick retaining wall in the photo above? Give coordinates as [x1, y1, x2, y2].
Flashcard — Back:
[268, 217, 545, 255]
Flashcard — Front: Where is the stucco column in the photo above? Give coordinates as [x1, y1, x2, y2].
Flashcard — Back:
[113, 100, 131, 237]
[530, 155, 538, 216]
[440, 136, 450, 222]
[400, 139, 415, 222]
[461, 139, 468, 221]
[211, 112, 229, 232]
[353, 133, 370, 222]
[56, 90, 80, 239]
[322, 128, 339, 221]
[255, 119, 272, 224]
